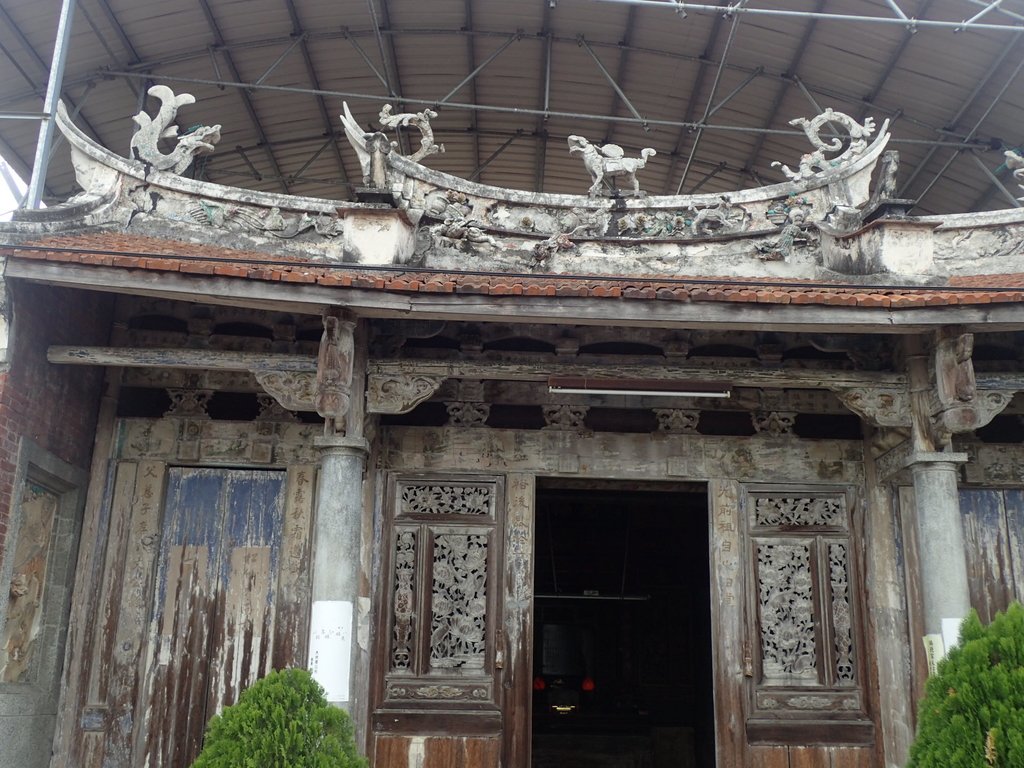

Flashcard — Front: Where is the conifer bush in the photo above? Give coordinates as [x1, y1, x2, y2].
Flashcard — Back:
[908, 603, 1024, 768]
[192, 668, 367, 768]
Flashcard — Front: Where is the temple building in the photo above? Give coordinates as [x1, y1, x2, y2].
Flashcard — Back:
[1, 5, 1024, 766]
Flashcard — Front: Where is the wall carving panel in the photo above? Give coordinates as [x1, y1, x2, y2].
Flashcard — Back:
[399, 484, 494, 518]
[753, 496, 846, 528]
[829, 542, 856, 685]
[755, 541, 818, 682]
[429, 533, 489, 671]
[391, 530, 417, 672]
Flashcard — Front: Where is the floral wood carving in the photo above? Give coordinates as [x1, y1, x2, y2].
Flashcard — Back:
[446, 401, 491, 427]
[429, 533, 488, 671]
[756, 542, 818, 682]
[829, 542, 856, 684]
[130, 85, 221, 174]
[542, 405, 589, 431]
[654, 408, 700, 433]
[253, 370, 316, 412]
[751, 410, 796, 436]
[399, 484, 493, 517]
[165, 388, 213, 419]
[366, 374, 446, 414]
[753, 496, 846, 528]
[833, 386, 910, 427]
[391, 530, 416, 671]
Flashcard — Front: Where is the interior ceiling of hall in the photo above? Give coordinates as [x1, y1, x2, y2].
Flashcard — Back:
[0, 0, 1022, 215]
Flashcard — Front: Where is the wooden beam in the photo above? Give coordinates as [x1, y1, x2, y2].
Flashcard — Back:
[48, 346, 316, 371]
[15, 260, 1024, 334]
[370, 358, 905, 390]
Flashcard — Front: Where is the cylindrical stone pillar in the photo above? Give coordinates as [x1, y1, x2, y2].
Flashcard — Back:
[307, 435, 369, 710]
[910, 459, 971, 641]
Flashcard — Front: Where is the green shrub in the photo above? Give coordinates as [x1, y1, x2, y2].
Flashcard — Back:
[192, 668, 367, 768]
[909, 603, 1024, 768]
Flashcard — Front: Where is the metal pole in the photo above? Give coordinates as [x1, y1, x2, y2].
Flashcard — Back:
[438, 33, 520, 104]
[970, 152, 1021, 208]
[25, 0, 77, 209]
[589, 0, 1024, 31]
[579, 36, 649, 129]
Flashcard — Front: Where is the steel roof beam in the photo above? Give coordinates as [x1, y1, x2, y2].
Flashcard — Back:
[579, 36, 648, 130]
[366, 0, 410, 154]
[590, 0, 1024, 31]
[196, 0, 288, 194]
[742, 0, 825, 178]
[856, 0, 933, 123]
[462, 0, 481, 178]
[97, 68, 994, 151]
[676, 9, 744, 193]
[284, 0, 353, 199]
[439, 32, 520, 105]
[533, 3, 554, 193]
[901, 31, 1020, 200]
[970, 152, 1021, 208]
[253, 33, 307, 87]
[600, 5, 638, 145]
[469, 130, 522, 181]
[660, 13, 725, 195]
[345, 32, 391, 91]
[912, 48, 1024, 209]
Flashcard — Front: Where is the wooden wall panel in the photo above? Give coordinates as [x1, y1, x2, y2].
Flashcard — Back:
[749, 745, 789, 768]
[372, 735, 411, 768]
[960, 490, 1015, 624]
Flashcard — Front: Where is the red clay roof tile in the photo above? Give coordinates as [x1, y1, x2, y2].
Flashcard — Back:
[6, 230, 1024, 312]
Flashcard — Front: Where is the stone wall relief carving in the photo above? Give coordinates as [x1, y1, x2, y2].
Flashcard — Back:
[771, 108, 885, 181]
[185, 200, 344, 239]
[756, 197, 816, 261]
[568, 135, 656, 197]
[130, 85, 221, 174]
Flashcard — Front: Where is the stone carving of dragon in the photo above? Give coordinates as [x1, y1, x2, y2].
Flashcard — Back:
[567, 136, 657, 197]
[378, 104, 444, 163]
[130, 85, 221, 174]
[772, 108, 882, 181]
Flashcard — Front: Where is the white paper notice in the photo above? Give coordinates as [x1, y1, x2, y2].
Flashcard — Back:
[308, 599, 353, 703]
[941, 617, 962, 657]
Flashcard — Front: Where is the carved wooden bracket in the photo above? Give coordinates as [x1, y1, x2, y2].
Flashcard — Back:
[366, 374, 446, 414]
[832, 386, 911, 427]
[314, 312, 355, 432]
[252, 369, 316, 412]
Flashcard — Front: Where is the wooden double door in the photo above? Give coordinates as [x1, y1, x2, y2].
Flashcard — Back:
[370, 473, 877, 768]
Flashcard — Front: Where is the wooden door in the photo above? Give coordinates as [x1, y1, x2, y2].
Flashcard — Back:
[139, 468, 287, 767]
[711, 481, 877, 768]
[371, 473, 534, 768]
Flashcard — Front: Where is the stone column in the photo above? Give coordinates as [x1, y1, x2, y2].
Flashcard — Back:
[308, 434, 369, 710]
[908, 453, 970, 641]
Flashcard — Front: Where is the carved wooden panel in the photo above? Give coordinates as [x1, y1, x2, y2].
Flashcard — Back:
[745, 488, 869, 729]
[379, 476, 503, 710]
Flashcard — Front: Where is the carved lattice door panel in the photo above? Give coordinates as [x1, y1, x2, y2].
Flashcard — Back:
[379, 475, 505, 709]
[741, 487, 873, 744]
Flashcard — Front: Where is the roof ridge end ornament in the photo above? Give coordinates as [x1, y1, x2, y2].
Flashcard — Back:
[129, 85, 221, 175]
[771, 107, 889, 182]
[1005, 150, 1024, 199]
[340, 101, 443, 189]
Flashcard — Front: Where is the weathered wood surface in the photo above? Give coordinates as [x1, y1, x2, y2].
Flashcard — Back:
[117, 418, 322, 465]
[372, 735, 501, 768]
[861, 432, 915, 767]
[897, 486, 928, 708]
[370, 358, 906, 390]
[502, 473, 534, 768]
[48, 345, 316, 371]
[750, 745, 875, 767]
[960, 488, 1024, 623]
[18, 257, 1024, 333]
[382, 428, 864, 484]
[710, 479, 745, 767]
[140, 468, 287, 768]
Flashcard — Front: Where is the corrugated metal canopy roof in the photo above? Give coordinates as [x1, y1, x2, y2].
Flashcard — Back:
[0, 0, 1022, 214]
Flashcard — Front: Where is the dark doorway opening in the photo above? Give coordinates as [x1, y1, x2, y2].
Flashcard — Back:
[531, 482, 714, 768]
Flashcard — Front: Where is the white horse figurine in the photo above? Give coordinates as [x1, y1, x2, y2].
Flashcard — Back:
[567, 135, 656, 197]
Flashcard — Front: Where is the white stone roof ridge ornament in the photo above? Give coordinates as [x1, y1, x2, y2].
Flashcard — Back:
[1006, 150, 1024, 197]
[771, 108, 887, 181]
[378, 104, 444, 163]
[567, 136, 656, 197]
[129, 85, 221, 175]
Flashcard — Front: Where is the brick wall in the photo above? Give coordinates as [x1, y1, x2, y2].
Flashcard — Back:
[0, 282, 113, 558]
